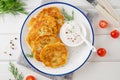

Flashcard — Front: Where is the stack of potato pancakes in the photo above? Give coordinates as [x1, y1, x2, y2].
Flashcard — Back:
[26, 7, 68, 68]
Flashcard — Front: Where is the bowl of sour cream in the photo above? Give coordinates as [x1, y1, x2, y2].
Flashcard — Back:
[60, 20, 87, 47]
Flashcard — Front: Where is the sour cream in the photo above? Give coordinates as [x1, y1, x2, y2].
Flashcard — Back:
[60, 21, 86, 47]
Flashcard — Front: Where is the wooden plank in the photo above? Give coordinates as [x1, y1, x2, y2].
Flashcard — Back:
[0, 34, 120, 61]
[23, 0, 42, 9]
[109, 0, 120, 8]
[73, 62, 120, 80]
[89, 35, 120, 62]
[57, 0, 120, 9]
[0, 61, 51, 80]
[33, 0, 120, 9]
[23, 0, 120, 9]
[0, 61, 120, 80]
[92, 11, 120, 35]
[0, 14, 27, 34]
[0, 0, 120, 34]
[0, 34, 21, 60]
[0, 9, 120, 34]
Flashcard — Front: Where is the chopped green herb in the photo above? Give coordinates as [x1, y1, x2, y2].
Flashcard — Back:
[26, 52, 33, 58]
[0, 0, 28, 15]
[9, 62, 24, 80]
[39, 30, 45, 34]
[62, 8, 74, 21]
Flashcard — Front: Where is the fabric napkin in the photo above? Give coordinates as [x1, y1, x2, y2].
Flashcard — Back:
[17, 0, 95, 80]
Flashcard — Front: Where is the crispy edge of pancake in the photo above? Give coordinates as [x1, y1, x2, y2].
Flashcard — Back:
[27, 17, 37, 30]
[37, 7, 64, 33]
[26, 25, 55, 48]
[36, 7, 60, 18]
[40, 42, 68, 68]
[28, 14, 58, 34]
[26, 7, 66, 66]
[32, 34, 61, 61]
[36, 15, 58, 34]
[26, 27, 40, 48]
[28, 7, 64, 33]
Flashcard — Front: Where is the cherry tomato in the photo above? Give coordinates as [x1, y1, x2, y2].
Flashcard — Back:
[26, 75, 36, 80]
[110, 30, 119, 39]
[99, 20, 108, 28]
[97, 48, 107, 57]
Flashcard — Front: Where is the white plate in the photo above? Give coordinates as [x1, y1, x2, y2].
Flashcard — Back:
[20, 2, 94, 76]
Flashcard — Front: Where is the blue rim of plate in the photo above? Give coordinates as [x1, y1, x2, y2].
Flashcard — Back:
[20, 2, 94, 76]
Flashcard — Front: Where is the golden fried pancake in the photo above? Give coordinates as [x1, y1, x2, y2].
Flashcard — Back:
[27, 17, 37, 30]
[36, 15, 58, 34]
[39, 26, 54, 35]
[32, 35, 61, 61]
[40, 42, 68, 68]
[28, 15, 58, 34]
[26, 6, 67, 67]
[26, 26, 54, 48]
[26, 27, 40, 48]
[37, 7, 64, 32]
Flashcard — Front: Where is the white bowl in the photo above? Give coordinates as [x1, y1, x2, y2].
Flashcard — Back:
[60, 21, 87, 47]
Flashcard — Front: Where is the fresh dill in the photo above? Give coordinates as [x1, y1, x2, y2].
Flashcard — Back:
[62, 8, 74, 21]
[9, 62, 24, 80]
[26, 52, 33, 58]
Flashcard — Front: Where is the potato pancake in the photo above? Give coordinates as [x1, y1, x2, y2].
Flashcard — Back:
[26, 6, 67, 68]
[26, 26, 54, 48]
[27, 17, 37, 30]
[26, 27, 40, 48]
[37, 15, 58, 34]
[28, 15, 58, 34]
[32, 35, 61, 61]
[40, 42, 68, 68]
[37, 7, 64, 33]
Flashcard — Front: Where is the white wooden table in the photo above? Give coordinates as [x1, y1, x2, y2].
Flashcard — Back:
[0, 0, 120, 80]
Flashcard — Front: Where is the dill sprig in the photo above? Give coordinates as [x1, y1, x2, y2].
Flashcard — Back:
[9, 62, 24, 80]
[26, 52, 33, 58]
[0, 0, 28, 15]
[62, 8, 74, 21]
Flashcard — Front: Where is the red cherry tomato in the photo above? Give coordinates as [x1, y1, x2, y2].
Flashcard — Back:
[99, 20, 108, 28]
[110, 30, 119, 39]
[26, 75, 36, 80]
[97, 48, 107, 57]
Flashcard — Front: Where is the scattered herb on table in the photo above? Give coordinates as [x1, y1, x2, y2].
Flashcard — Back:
[0, 0, 28, 15]
[9, 62, 24, 80]
[62, 8, 74, 21]
[26, 52, 33, 58]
